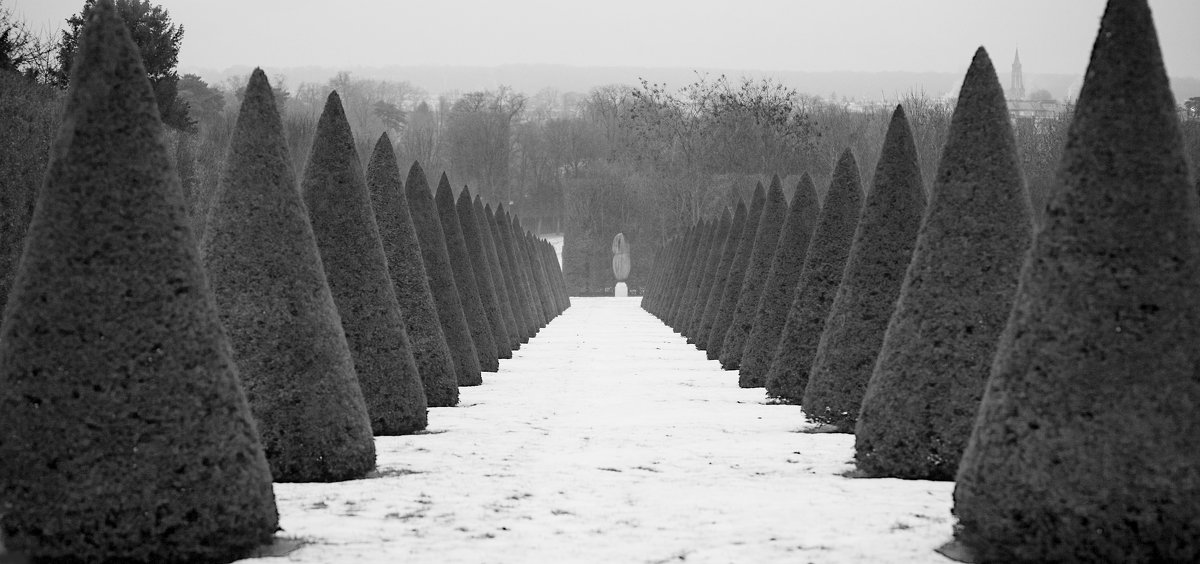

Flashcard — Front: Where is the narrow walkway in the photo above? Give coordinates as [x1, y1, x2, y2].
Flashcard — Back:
[250, 298, 953, 563]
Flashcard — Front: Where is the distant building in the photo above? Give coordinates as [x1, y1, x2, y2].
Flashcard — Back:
[1006, 49, 1065, 120]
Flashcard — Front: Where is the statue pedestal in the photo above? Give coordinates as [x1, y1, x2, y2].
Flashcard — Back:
[614, 282, 628, 297]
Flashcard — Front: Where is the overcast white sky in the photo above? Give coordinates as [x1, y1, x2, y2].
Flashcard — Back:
[10, 0, 1200, 78]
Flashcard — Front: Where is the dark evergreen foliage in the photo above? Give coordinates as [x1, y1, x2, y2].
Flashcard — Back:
[493, 204, 538, 340]
[665, 222, 706, 327]
[406, 162, 483, 386]
[475, 196, 521, 350]
[506, 208, 547, 329]
[674, 219, 721, 335]
[684, 211, 732, 339]
[487, 202, 533, 342]
[765, 151, 864, 401]
[0, 3, 278, 558]
[367, 136, 459, 408]
[854, 48, 1032, 479]
[739, 175, 821, 386]
[803, 107, 927, 429]
[724, 176, 788, 371]
[435, 175, 499, 372]
[707, 184, 767, 360]
[694, 201, 748, 351]
[303, 91, 428, 435]
[954, 2, 1200, 560]
[514, 215, 552, 325]
[203, 69, 375, 481]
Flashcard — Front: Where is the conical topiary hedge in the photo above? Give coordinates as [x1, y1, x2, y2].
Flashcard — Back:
[492, 203, 537, 340]
[765, 151, 864, 401]
[695, 201, 748, 351]
[739, 174, 821, 386]
[708, 184, 767, 360]
[515, 215, 553, 325]
[367, 135, 459, 408]
[666, 222, 706, 328]
[302, 91, 427, 435]
[435, 175, 499, 372]
[854, 47, 1032, 480]
[0, 2, 278, 559]
[486, 202, 532, 342]
[803, 106, 927, 430]
[684, 210, 732, 340]
[203, 69, 375, 481]
[474, 195, 521, 351]
[724, 176, 788, 371]
[505, 207, 547, 330]
[457, 187, 513, 357]
[406, 163, 482, 386]
[954, 1, 1200, 560]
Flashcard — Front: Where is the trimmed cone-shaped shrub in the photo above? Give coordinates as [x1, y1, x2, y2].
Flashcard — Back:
[666, 222, 706, 327]
[456, 188, 512, 358]
[676, 219, 721, 335]
[954, 2, 1200, 560]
[406, 163, 482, 386]
[203, 69, 375, 481]
[435, 175, 499, 372]
[854, 48, 1032, 479]
[802, 107, 927, 429]
[724, 176, 788, 371]
[695, 201, 748, 350]
[486, 202, 532, 342]
[303, 92, 427, 435]
[492, 204, 536, 340]
[0, 3, 278, 559]
[766, 151, 864, 401]
[367, 136, 459, 407]
[516, 216, 554, 324]
[684, 210, 732, 339]
[739, 175, 821, 386]
[506, 208, 547, 329]
[475, 196, 521, 350]
[707, 184, 767, 359]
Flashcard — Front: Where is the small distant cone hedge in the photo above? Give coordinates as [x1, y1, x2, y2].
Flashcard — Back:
[707, 184, 767, 360]
[203, 69, 375, 481]
[684, 210, 732, 340]
[803, 106, 927, 430]
[954, 1, 1200, 560]
[724, 176, 788, 372]
[765, 151, 864, 402]
[0, 2, 278, 560]
[303, 91, 427, 435]
[406, 162, 482, 386]
[739, 174, 821, 386]
[854, 48, 1032, 480]
[436, 174, 499, 372]
[367, 136, 459, 408]
[474, 195, 521, 351]
[694, 201, 748, 351]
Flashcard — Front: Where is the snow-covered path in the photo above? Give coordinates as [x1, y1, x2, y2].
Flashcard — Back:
[242, 298, 954, 563]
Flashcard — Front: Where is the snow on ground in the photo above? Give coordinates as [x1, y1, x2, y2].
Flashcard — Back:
[237, 297, 955, 563]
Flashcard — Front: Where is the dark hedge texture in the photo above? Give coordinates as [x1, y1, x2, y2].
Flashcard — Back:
[492, 204, 538, 340]
[683, 211, 732, 340]
[803, 106, 927, 429]
[707, 185, 767, 360]
[302, 92, 428, 435]
[203, 69, 375, 481]
[765, 151, 864, 401]
[854, 48, 1032, 480]
[435, 175, 499, 372]
[695, 202, 748, 351]
[725, 176, 788, 372]
[406, 163, 483, 386]
[0, 3, 278, 559]
[486, 202, 533, 342]
[367, 136, 459, 407]
[739, 174, 821, 386]
[953, 2, 1200, 561]
[474, 196, 521, 351]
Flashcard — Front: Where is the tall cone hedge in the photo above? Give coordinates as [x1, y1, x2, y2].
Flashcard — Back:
[803, 106, 927, 429]
[684, 210, 732, 339]
[954, 1, 1200, 560]
[739, 175, 821, 386]
[303, 92, 427, 435]
[695, 201, 748, 351]
[725, 176, 788, 371]
[854, 48, 1032, 480]
[0, 2, 278, 559]
[435, 175, 499, 372]
[487, 202, 533, 342]
[203, 69, 375, 481]
[493, 204, 537, 340]
[667, 222, 706, 328]
[406, 163, 482, 386]
[766, 151, 864, 401]
[474, 196, 521, 351]
[367, 136, 459, 408]
[707, 185, 767, 360]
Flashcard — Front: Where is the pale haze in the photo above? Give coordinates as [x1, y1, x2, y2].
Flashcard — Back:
[10, 0, 1200, 79]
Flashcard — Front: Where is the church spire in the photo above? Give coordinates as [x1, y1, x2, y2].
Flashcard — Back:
[1011, 49, 1026, 100]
